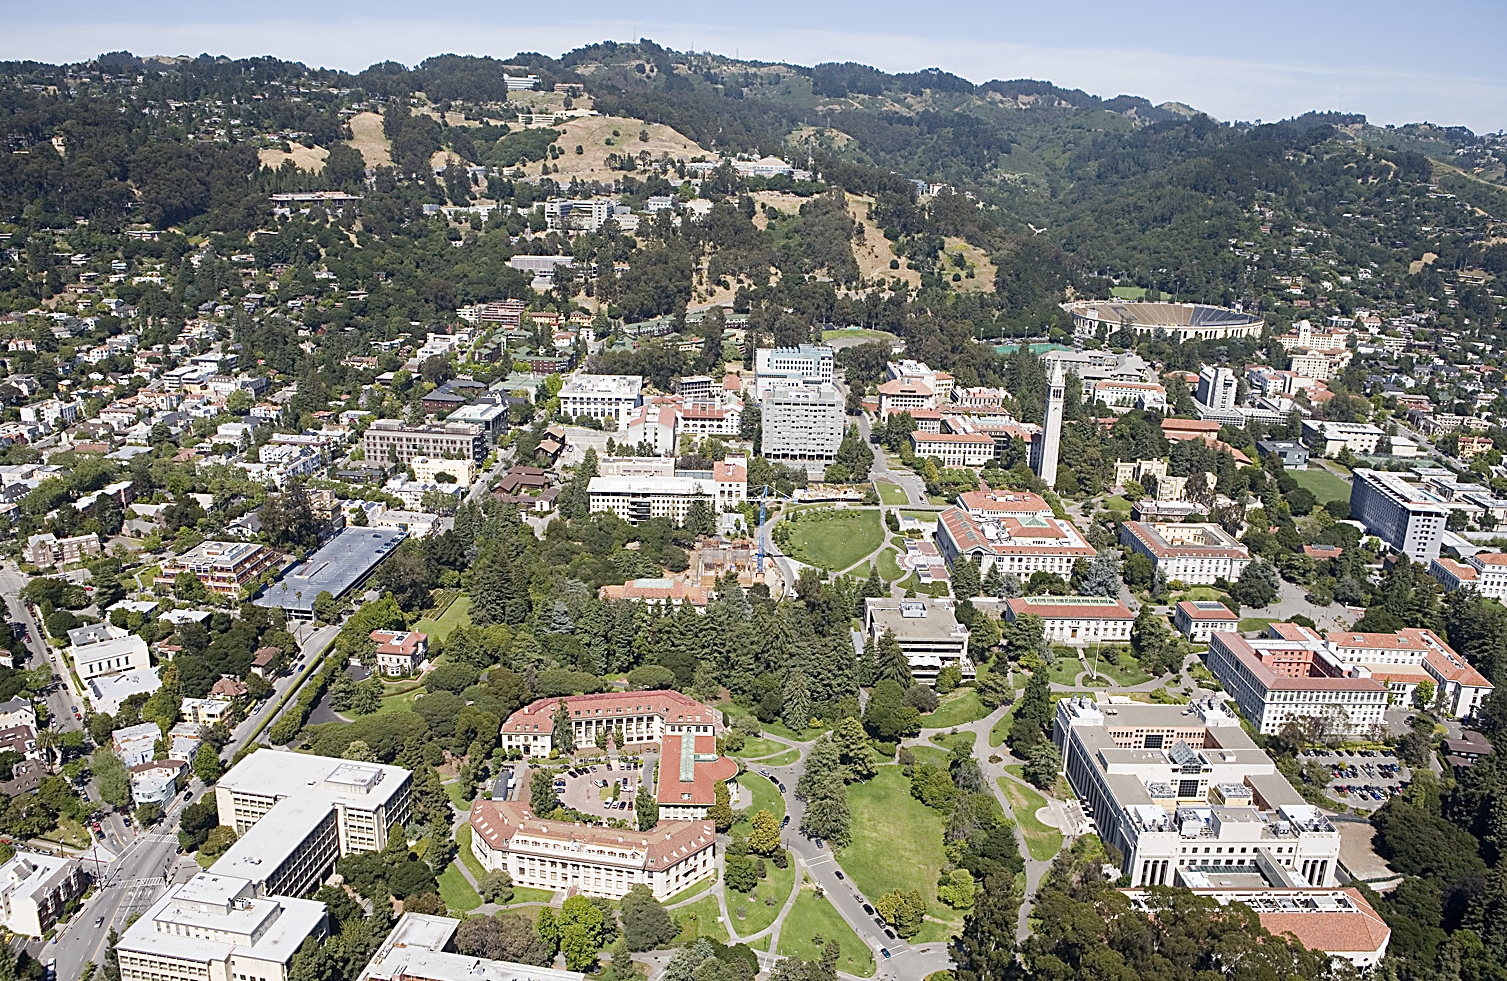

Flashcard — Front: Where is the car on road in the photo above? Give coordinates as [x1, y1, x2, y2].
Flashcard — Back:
[95, 916, 104, 928]
[776, 782, 786, 793]
[780, 816, 790, 828]
[835, 870, 844, 880]
[759, 769, 771, 777]
[874, 917, 885, 928]
[815, 838, 824, 849]
[862, 903, 875, 915]
[884, 929, 896, 940]
[183, 790, 193, 800]
[880, 949, 891, 960]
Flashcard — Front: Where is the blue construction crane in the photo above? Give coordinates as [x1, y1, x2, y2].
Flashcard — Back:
[750, 484, 791, 574]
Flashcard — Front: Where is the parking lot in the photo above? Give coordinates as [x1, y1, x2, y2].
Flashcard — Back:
[554, 758, 646, 819]
[1301, 748, 1410, 810]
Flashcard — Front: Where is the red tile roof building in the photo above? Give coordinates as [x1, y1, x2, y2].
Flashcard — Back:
[468, 799, 715, 900]
[1119, 521, 1252, 585]
[500, 690, 718, 757]
[1207, 629, 1388, 736]
[655, 732, 739, 820]
[1005, 596, 1135, 646]
[1173, 600, 1240, 642]
[370, 630, 429, 677]
[1430, 552, 1507, 600]
[598, 579, 711, 612]
[935, 506, 1095, 580]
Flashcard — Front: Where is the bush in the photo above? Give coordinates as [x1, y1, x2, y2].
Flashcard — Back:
[903, 685, 940, 714]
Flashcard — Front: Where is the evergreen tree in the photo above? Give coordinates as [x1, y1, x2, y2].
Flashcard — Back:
[552, 699, 576, 754]
[708, 781, 734, 831]
[798, 737, 852, 845]
[530, 771, 558, 814]
[1077, 550, 1121, 597]
[634, 782, 658, 830]
[982, 564, 1004, 598]
[781, 669, 812, 731]
[856, 635, 879, 687]
[832, 716, 875, 781]
[1009, 670, 1051, 756]
[954, 872, 1019, 981]
[874, 629, 912, 688]
[953, 558, 982, 599]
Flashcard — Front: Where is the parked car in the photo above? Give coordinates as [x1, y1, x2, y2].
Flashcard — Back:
[881, 949, 891, 959]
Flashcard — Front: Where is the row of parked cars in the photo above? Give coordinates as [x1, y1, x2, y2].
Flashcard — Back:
[1334, 783, 1407, 802]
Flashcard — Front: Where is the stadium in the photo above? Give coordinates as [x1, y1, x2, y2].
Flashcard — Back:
[1065, 299, 1264, 341]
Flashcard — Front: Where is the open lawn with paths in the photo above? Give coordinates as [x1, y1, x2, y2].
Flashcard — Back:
[673, 894, 729, 943]
[837, 766, 961, 938]
[875, 481, 910, 506]
[731, 737, 788, 760]
[777, 884, 876, 977]
[725, 854, 795, 938]
[779, 509, 885, 571]
[921, 689, 989, 728]
[437, 862, 482, 911]
[1290, 468, 1352, 504]
[998, 774, 1062, 861]
[413, 596, 473, 641]
[732, 772, 786, 834]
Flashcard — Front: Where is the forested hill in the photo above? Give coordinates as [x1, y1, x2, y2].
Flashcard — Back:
[0, 43, 1503, 335]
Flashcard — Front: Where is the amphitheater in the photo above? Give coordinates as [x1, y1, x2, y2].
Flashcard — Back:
[1065, 299, 1264, 341]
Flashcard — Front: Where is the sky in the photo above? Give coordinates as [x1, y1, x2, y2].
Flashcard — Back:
[2, 0, 1504, 133]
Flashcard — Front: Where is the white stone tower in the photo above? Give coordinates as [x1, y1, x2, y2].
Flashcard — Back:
[1033, 363, 1065, 488]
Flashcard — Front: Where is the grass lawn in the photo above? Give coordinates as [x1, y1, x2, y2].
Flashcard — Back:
[876, 549, 904, 582]
[998, 775, 1062, 861]
[929, 730, 977, 753]
[778, 887, 875, 977]
[823, 328, 897, 344]
[913, 917, 960, 944]
[1086, 654, 1153, 687]
[731, 737, 788, 759]
[41, 817, 91, 849]
[1110, 285, 1147, 300]
[900, 509, 941, 524]
[875, 481, 910, 506]
[732, 772, 786, 834]
[1290, 468, 1352, 504]
[1174, 586, 1224, 602]
[499, 886, 557, 906]
[1048, 658, 1084, 686]
[780, 509, 885, 571]
[726, 855, 795, 937]
[455, 825, 487, 880]
[756, 748, 802, 767]
[413, 596, 473, 641]
[762, 719, 828, 741]
[438, 863, 482, 911]
[443, 780, 473, 809]
[673, 895, 728, 943]
[838, 767, 951, 929]
[1101, 495, 1133, 513]
[369, 688, 423, 717]
[922, 690, 988, 728]
[662, 877, 715, 906]
[1239, 617, 1277, 633]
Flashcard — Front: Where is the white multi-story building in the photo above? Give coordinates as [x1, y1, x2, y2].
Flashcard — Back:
[1119, 522, 1252, 585]
[360, 913, 584, 981]
[70, 631, 151, 681]
[1004, 596, 1135, 646]
[469, 801, 716, 900]
[1196, 365, 1238, 411]
[410, 456, 476, 488]
[761, 384, 844, 470]
[116, 873, 327, 981]
[1431, 552, 1507, 599]
[587, 457, 746, 524]
[558, 374, 644, 426]
[863, 598, 973, 683]
[1349, 469, 1449, 562]
[498, 690, 718, 757]
[935, 506, 1095, 580]
[1174, 601, 1240, 642]
[213, 752, 413, 898]
[1302, 421, 1384, 456]
[0, 852, 86, 938]
[877, 376, 936, 419]
[754, 345, 833, 400]
[1320, 626, 1493, 719]
[1054, 697, 1342, 888]
[1205, 626, 1389, 736]
[1089, 379, 1168, 413]
[910, 431, 997, 468]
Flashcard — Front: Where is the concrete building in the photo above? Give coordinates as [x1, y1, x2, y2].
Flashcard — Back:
[1031, 363, 1065, 488]
[876, 377, 936, 420]
[935, 506, 1096, 581]
[158, 541, 281, 596]
[1430, 552, 1507, 600]
[754, 345, 833, 400]
[1195, 365, 1238, 412]
[469, 800, 715, 900]
[213, 751, 413, 898]
[1004, 596, 1135, 646]
[587, 457, 746, 524]
[1255, 440, 1309, 469]
[1054, 696, 1341, 888]
[1205, 628, 1389, 737]
[116, 873, 327, 981]
[1302, 421, 1385, 456]
[362, 420, 486, 467]
[1174, 601, 1240, 642]
[1349, 469, 1449, 562]
[254, 527, 407, 620]
[444, 402, 510, 446]
[0, 852, 86, 938]
[862, 598, 973, 683]
[359, 913, 583, 981]
[24, 532, 102, 567]
[761, 384, 844, 471]
[410, 456, 476, 488]
[1321, 626, 1493, 719]
[558, 374, 644, 426]
[1119, 522, 1252, 585]
[71, 633, 150, 681]
[499, 690, 718, 757]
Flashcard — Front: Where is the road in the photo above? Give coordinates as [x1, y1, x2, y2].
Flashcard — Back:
[0, 561, 84, 734]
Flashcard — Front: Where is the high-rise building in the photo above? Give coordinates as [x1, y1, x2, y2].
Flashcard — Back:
[1032, 364, 1065, 488]
[1349, 469, 1449, 562]
[1196, 365, 1238, 411]
[761, 384, 844, 470]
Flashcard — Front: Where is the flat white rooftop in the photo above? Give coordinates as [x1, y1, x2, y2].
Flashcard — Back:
[218, 749, 410, 810]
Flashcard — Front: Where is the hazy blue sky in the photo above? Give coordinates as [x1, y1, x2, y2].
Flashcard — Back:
[4, 0, 1504, 131]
